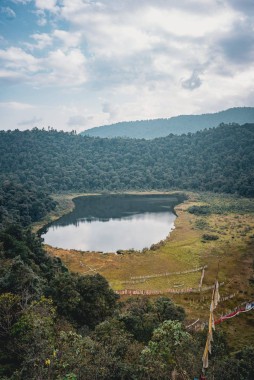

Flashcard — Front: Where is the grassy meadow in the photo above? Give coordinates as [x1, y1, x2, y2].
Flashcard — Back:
[43, 191, 254, 350]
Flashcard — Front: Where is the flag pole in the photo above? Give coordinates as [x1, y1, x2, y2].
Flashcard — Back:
[201, 263, 220, 378]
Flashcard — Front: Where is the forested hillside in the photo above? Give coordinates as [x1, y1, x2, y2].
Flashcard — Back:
[0, 180, 56, 230]
[1, 123, 254, 199]
[1, 225, 254, 379]
[82, 107, 254, 139]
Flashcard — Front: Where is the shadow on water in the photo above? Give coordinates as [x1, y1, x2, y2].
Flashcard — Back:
[41, 193, 186, 252]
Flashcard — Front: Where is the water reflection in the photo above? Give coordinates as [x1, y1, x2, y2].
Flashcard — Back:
[42, 194, 185, 252]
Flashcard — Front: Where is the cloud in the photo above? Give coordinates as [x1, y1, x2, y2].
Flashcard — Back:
[0, 46, 87, 87]
[10, 0, 31, 4]
[53, 0, 239, 96]
[18, 116, 43, 126]
[35, 0, 59, 13]
[53, 30, 82, 48]
[46, 48, 87, 86]
[1, 7, 16, 20]
[33, 9, 47, 26]
[102, 102, 118, 121]
[26, 33, 53, 50]
[0, 101, 34, 110]
[227, 0, 254, 13]
[0, 69, 25, 84]
[67, 115, 93, 126]
[0, 47, 40, 72]
[217, 21, 254, 65]
[1, 0, 254, 132]
[181, 70, 202, 90]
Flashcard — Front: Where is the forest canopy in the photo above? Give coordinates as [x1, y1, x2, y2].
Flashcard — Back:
[0, 123, 254, 198]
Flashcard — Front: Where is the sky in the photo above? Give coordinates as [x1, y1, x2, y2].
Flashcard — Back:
[0, 0, 254, 132]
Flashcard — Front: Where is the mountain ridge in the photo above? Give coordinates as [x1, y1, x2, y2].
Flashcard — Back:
[81, 107, 254, 139]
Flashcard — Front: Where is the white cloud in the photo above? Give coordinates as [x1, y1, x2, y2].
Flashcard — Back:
[102, 102, 118, 121]
[0, 45, 87, 87]
[10, 0, 31, 4]
[53, 30, 82, 49]
[1, 7, 16, 19]
[59, 1, 237, 60]
[0, 69, 24, 83]
[0, 101, 34, 110]
[0, 47, 40, 72]
[26, 33, 53, 50]
[18, 116, 43, 125]
[33, 9, 47, 26]
[139, 6, 236, 38]
[46, 48, 87, 85]
[67, 115, 93, 127]
[51, 0, 241, 106]
[35, 0, 59, 13]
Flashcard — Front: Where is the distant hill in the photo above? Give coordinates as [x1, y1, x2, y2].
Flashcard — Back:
[81, 107, 254, 139]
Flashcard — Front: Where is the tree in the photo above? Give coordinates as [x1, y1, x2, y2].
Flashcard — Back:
[48, 272, 118, 328]
[140, 320, 199, 379]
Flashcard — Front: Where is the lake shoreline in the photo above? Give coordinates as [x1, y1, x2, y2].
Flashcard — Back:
[40, 192, 187, 252]
[32, 190, 188, 234]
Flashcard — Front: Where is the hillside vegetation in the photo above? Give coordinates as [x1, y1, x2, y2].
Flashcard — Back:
[0, 122, 254, 379]
[0, 124, 253, 230]
[1, 222, 254, 379]
[82, 107, 254, 139]
[48, 192, 254, 346]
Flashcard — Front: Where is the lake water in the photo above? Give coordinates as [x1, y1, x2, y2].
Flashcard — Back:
[41, 194, 185, 252]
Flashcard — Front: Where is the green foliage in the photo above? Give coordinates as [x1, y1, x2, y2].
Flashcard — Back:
[1, 226, 194, 379]
[141, 320, 198, 379]
[154, 297, 185, 323]
[47, 272, 118, 328]
[119, 297, 185, 343]
[0, 123, 254, 198]
[0, 225, 120, 378]
[0, 180, 56, 230]
[90, 319, 142, 379]
[0, 293, 22, 376]
[0, 192, 254, 379]
[10, 297, 56, 378]
[62, 375, 77, 380]
[0, 225, 66, 296]
[195, 218, 209, 230]
[210, 346, 254, 380]
[0, 293, 21, 338]
[202, 234, 219, 241]
[198, 192, 254, 214]
[188, 205, 211, 215]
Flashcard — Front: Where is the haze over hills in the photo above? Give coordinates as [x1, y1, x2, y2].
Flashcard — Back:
[81, 107, 254, 139]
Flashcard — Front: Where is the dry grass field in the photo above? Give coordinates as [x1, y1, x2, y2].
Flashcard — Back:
[42, 191, 254, 350]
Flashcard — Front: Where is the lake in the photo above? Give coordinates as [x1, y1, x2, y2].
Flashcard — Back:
[41, 194, 186, 252]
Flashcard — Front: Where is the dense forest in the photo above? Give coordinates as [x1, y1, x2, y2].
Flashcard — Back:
[1, 225, 254, 379]
[82, 107, 254, 139]
[1, 123, 254, 227]
[0, 180, 56, 230]
[1, 124, 254, 198]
